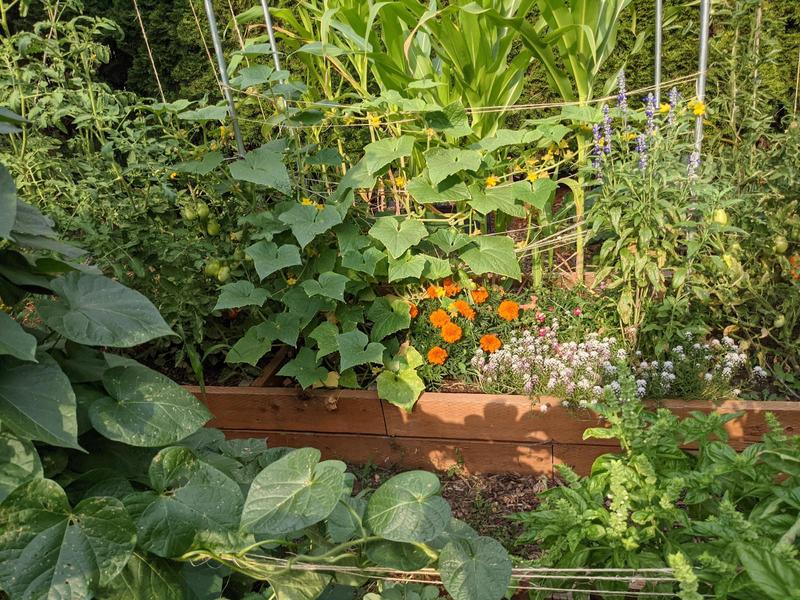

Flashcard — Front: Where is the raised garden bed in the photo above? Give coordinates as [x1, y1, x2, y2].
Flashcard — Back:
[187, 386, 800, 476]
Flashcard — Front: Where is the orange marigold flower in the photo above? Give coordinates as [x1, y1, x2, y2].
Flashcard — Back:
[480, 334, 502, 353]
[440, 322, 463, 343]
[471, 287, 489, 304]
[409, 303, 419, 318]
[498, 300, 520, 321]
[429, 309, 451, 328]
[427, 346, 448, 365]
[452, 300, 475, 321]
[442, 278, 461, 297]
[426, 285, 445, 299]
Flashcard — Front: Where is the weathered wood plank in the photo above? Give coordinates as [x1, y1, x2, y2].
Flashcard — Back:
[187, 386, 387, 435]
[663, 398, 800, 444]
[383, 393, 591, 444]
[222, 429, 553, 476]
[552, 443, 614, 476]
[188, 386, 800, 477]
[380, 393, 800, 446]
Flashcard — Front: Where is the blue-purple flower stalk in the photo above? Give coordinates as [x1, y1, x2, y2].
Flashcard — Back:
[602, 104, 612, 154]
[636, 133, 648, 170]
[688, 150, 701, 178]
[644, 92, 657, 135]
[591, 123, 603, 176]
[617, 71, 628, 113]
[668, 87, 680, 124]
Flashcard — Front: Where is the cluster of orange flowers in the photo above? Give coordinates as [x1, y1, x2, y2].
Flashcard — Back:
[419, 282, 523, 366]
[426, 278, 463, 299]
[790, 254, 800, 281]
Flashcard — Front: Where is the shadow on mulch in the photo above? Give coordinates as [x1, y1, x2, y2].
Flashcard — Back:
[350, 463, 550, 558]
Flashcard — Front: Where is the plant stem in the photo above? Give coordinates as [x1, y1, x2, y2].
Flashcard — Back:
[575, 135, 587, 283]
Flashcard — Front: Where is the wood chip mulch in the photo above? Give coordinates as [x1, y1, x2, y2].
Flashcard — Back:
[353, 465, 550, 557]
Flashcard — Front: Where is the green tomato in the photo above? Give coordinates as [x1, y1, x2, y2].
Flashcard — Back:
[774, 314, 786, 329]
[773, 235, 789, 254]
[216, 266, 231, 283]
[206, 220, 221, 236]
[233, 248, 245, 261]
[712, 209, 729, 226]
[195, 201, 210, 220]
[182, 206, 197, 221]
[204, 259, 221, 277]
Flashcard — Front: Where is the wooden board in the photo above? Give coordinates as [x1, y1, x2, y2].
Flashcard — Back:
[383, 393, 596, 444]
[552, 443, 616, 476]
[188, 386, 387, 435]
[664, 398, 800, 444]
[222, 430, 554, 476]
[187, 386, 800, 476]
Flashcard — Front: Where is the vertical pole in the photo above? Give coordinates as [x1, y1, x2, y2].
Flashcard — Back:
[694, 0, 711, 154]
[203, 0, 246, 157]
[259, 0, 282, 74]
[654, 0, 663, 104]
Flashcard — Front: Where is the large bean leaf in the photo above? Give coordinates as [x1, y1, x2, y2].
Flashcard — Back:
[38, 273, 174, 347]
[0, 355, 80, 449]
[91, 365, 211, 446]
[241, 448, 346, 535]
[326, 496, 367, 543]
[0, 164, 16, 239]
[438, 536, 512, 600]
[0, 478, 136, 600]
[99, 552, 184, 600]
[0, 431, 42, 502]
[0, 310, 37, 361]
[365, 471, 450, 542]
[366, 540, 432, 571]
[136, 447, 244, 558]
[267, 569, 332, 600]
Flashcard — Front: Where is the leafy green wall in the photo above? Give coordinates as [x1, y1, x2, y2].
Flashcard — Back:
[25, 0, 800, 109]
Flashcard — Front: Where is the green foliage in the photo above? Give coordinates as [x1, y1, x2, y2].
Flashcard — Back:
[0, 7, 254, 377]
[586, 96, 731, 348]
[513, 374, 800, 599]
[0, 163, 512, 600]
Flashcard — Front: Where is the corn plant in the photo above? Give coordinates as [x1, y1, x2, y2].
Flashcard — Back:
[476, 0, 638, 279]
[253, 0, 537, 138]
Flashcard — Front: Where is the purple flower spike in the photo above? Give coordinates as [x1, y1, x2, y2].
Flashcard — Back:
[602, 104, 613, 154]
[617, 71, 628, 113]
[644, 93, 657, 135]
[636, 134, 648, 170]
[688, 150, 701, 178]
[591, 123, 603, 176]
[668, 87, 680, 124]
